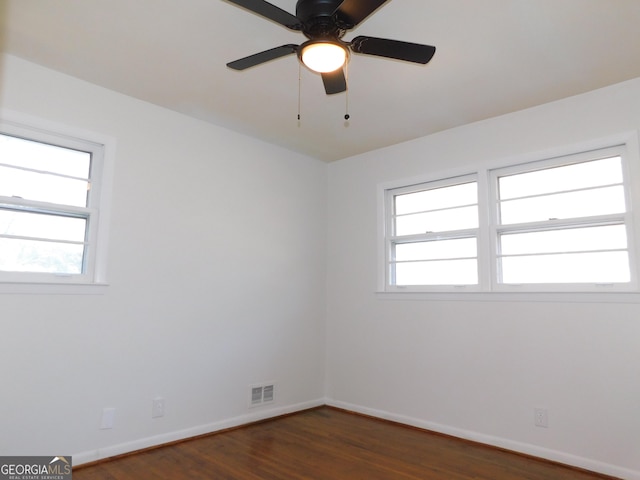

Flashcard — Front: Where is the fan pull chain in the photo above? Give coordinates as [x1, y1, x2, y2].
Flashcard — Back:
[297, 63, 302, 124]
[344, 62, 350, 121]
[344, 90, 350, 121]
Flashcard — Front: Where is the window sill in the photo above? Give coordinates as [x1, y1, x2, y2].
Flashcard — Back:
[0, 282, 109, 295]
[375, 290, 640, 304]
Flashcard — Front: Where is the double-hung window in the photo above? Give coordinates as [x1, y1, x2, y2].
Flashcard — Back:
[381, 142, 637, 294]
[492, 147, 634, 290]
[385, 176, 479, 289]
[0, 120, 110, 287]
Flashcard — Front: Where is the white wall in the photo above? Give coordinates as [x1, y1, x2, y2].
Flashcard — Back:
[326, 78, 640, 479]
[3, 50, 640, 478]
[0, 54, 327, 463]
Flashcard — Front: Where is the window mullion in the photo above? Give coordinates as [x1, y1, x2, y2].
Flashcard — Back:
[383, 188, 395, 289]
[496, 214, 627, 235]
[394, 202, 478, 218]
[393, 255, 478, 264]
[0, 161, 89, 182]
[389, 228, 478, 244]
[0, 197, 91, 217]
[477, 168, 494, 291]
[499, 248, 628, 259]
[0, 233, 87, 246]
[501, 182, 623, 203]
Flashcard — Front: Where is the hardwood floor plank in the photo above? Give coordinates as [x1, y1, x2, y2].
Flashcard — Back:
[73, 407, 619, 480]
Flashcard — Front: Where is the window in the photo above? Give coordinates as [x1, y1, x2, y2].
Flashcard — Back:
[493, 148, 633, 289]
[381, 143, 638, 293]
[385, 176, 479, 289]
[0, 119, 111, 287]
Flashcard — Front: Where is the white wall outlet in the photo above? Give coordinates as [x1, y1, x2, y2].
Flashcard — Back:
[100, 407, 116, 429]
[152, 397, 165, 418]
[534, 408, 548, 428]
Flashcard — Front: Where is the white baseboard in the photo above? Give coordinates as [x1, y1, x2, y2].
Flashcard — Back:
[325, 399, 639, 480]
[72, 398, 325, 466]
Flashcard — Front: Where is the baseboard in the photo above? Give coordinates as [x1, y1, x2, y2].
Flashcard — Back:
[325, 399, 639, 480]
[72, 398, 325, 466]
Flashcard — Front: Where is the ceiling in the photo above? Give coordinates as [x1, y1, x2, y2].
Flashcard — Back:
[1, 0, 640, 162]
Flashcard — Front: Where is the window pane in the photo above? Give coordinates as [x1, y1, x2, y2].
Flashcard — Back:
[500, 225, 627, 255]
[499, 157, 622, 200]
[0, 166, 89, 207]
[500, 186, 625, 224]
[501, 251, 630, 284]
[395, 238, 477, 261]
[395, 259, 478, 285]
[0, 133, 90, 178]
[396, 205, 478, 236]
[0, 237, 84, 274]
[0, 210, 86, 242]
[395, 182, 476, 215]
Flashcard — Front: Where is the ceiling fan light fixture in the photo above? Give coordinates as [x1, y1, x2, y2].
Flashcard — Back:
[300, 41, 347, 73]
[225, 0, 437, 96]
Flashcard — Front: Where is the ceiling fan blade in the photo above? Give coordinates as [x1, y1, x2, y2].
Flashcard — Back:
[227, 44, 298, 70]
[224, 0, 302, 30]
[334, 0, 389, 28]
[321, 69, 347, 95]
[350, 36, 436, 64]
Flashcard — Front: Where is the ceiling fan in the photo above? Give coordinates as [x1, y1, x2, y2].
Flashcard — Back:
[224, 0, 436, 95]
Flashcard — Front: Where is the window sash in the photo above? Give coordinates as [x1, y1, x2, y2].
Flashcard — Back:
[392, 257, 479, 286]
[0, 132, 91, 176]
[499, 251, 631, 285]
[498, 185, 626, 225]
[497, 156, 623, 200]
[0, 163, 90, 207]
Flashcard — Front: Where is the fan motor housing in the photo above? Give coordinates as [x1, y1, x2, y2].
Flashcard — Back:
[296, 0, 346, 39]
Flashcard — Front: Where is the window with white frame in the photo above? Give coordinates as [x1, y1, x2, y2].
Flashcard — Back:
[492, 147, 633, 289]
[0, 122, 109, 286]
[382, 143, 637, 293]
[385, 176, 479, 288]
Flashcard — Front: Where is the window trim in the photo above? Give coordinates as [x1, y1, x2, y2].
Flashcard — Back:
[0, 110, 114, 294]
[377, 131, 640, 298]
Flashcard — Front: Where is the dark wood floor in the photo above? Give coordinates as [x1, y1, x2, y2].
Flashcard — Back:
[73, 407, 618, 480]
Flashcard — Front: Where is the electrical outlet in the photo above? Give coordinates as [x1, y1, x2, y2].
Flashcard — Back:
[100, 407, 116, 429]
[152, 397, 165, 418]
[534, 408, 548, 428]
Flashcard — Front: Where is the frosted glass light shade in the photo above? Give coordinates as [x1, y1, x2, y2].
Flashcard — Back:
[301, 42, 347, 73]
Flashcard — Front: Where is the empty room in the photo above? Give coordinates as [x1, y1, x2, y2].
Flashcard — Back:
[0, 1, 639, 479]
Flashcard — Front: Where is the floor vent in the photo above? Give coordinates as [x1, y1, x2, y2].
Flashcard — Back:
[249, 383, 275, 407]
